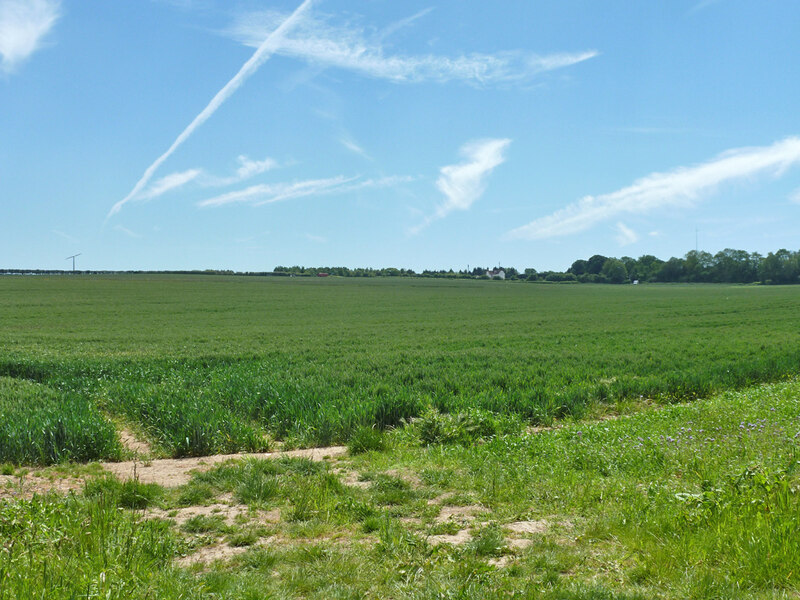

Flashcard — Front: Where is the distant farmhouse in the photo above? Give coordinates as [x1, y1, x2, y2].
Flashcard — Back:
[487, 268, 505, 280]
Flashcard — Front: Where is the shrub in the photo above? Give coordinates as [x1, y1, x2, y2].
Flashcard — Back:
[348, 426, 386, 454]
[414, 407, 523, 446]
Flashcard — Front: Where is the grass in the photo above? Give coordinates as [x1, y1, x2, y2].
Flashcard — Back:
[1, 379, 799, 597]
[0, 376, 120, 465]
[1, 275, 800, 457]
[1, 274, 799, 595]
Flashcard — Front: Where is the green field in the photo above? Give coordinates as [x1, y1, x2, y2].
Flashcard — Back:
[3, 274, 800, 598]
[2, 275, 799, 459]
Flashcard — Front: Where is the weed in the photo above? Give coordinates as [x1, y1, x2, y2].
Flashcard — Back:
[347, 426, 386, 454]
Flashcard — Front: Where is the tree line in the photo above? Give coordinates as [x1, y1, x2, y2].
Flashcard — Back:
[3, 248, 798, 284]
[274, 248, 800, 284]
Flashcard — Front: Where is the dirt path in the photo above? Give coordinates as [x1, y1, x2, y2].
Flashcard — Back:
[101, 446, 348, 487]
[0, 446, 348, 499]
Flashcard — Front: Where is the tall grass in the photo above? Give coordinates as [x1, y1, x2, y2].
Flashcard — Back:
[1, 276, 799, 454]
[0, 493, 178, 599]
[0, 377, 120, 464]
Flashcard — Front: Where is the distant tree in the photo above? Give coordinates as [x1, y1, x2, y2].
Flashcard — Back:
[578, 273, 608, 284]
[711, 249, 758, 283]
[637, 255, 665, 282]
[544, 272, 577, 282]
[655, 257, 685, 282]
[758, 249, 799, 284]
[586, 255, 608, 275]
[568, 259, 588, 275]
[620, 256, 638, 280]
[683, 250, 714, 282]
[601, 258, 628, 284]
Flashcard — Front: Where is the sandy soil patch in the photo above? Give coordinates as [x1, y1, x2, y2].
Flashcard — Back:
[336, 468, 370, 489]
[175, 543, 251, 567]
[435, 504, 489, 524]
[0, 446, 348, 499]
[102, 446, 348, 487]
[428, 529, 472, 546]
[145, 503, 281, 527]
[119, 428, 152, 457]
[506, 520, 549, 535]
[489, 556, 513, 568]
[384, 468, 423, 489]
[0, 474, 85, 500]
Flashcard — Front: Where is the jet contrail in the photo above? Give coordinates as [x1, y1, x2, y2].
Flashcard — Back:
[107, 0, 314, 220]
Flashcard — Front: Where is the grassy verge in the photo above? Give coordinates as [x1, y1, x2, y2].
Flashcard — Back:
[3, 378, 799, 598]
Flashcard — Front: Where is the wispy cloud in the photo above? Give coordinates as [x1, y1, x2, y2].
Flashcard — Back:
[614, 222, 639, 246]
[790, 187, 800, 205]
[203, 155, 280, 187]
[412, 138, 510, 233]
[198, 175, 410, 208]
[506, 137, 800, 241]
[233, 155, 277, 180]
[52, 229, 78, 244]
[305, 232, 327, 243]
[378, 7, 434, 40]
[114, 225, 142, 239]
[107, 0, 313, 219]
[339, 136, 371, 160]
[226, 10, 597, 85]
[689, 0, 726, 14]
[0, 0, 60, 74]
[124, 154, 280, 203]
[139, 168, 202, 200]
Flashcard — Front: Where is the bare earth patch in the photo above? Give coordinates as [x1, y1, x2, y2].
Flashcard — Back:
[428, 529, 472, 546]
[336, 468, 370, 489]
[489, 556, 514, 568]
[119, 428, 152, 457]
[175, 543, 251, 567]
[384, 468, 423, 489]
[102, 446, 348, 487]
[435, 504, 489, 524]
[0, 474, 85, 500]
[0, 446, 348, 499]
[146, 503, 280, 527]
[506, 519, 549, 535]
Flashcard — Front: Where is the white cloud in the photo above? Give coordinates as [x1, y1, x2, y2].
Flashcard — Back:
[614, 222, 639, 246]
[378, 7, 434, 40]
[339, 136, 371, 160]
[790, 187, 800, 205]
[52, 229, 78, 244]
[107, 0, 313, 219]
[234, 155, 278, 180]
[305, 232, 327, 243]
[0, 0, 60, 74]
[226, 10, 597, 85]
[120, 154, 280, 204]
[205, 155, 280, 186]
[198, 175, 410, 208]
[412, 138, 510, 233]
[506, 137, 800, 241]
[140, 168, 202, 200]
[114, 225, 142, 239]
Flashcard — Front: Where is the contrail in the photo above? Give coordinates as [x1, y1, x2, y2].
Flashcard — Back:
[107, 0, 314, 220]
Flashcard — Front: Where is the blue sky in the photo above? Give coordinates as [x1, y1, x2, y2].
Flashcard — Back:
[2, 0, 800, 272]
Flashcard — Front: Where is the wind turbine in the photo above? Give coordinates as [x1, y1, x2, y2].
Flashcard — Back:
[66, 253, 81, 272]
